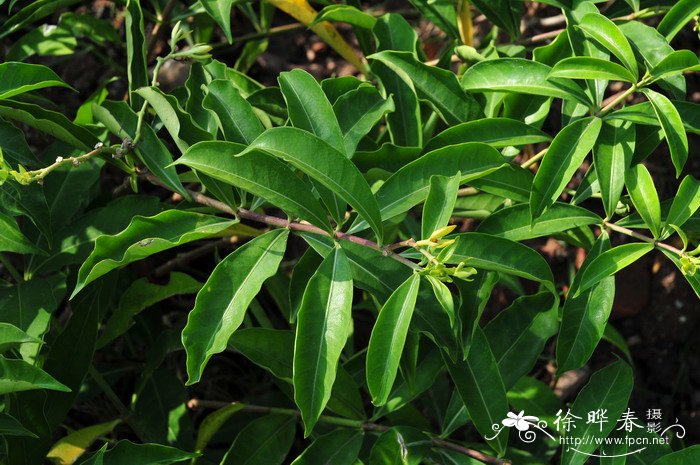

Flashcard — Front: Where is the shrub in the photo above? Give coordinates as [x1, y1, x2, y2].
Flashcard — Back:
[0, 0, 698, 464]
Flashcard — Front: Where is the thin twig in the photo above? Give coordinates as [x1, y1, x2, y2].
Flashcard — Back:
[0, 254, 22, 282]
[604, 221, 684, 256]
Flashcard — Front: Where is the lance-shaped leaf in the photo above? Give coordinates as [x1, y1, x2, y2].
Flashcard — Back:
[561, 360, 633, 465]
[81, 440, 196, 465]
[663, 175, 700, 239]
[200, 0, 234, 43]
[294, 247, 353, 435]
[242, 127, 383, 242]
[93, 100, 186, 197]
[650, 50, 700, 82]
[0, 62, 72, 100]
[575, 242, 654, 296]
[194, 403, 245, 454]
[438, 233, 556, 294]
[349, 142, 506, 233]
[0, 357, 70, 395]
[549, 57, 637, 83]
[291, 429, 363, 465]
[0, 412, 36, 437]
[444, 327, 509, 455]
[421, 174, 460, 240]
[46, 419, 121, 465]
[72, 210, 238, 297]
[625, 163, 661, 238]
[594, 119, 635, 220]
[0, 212, 45, 255]
[333, 85, 395, 155]
[423, 118, 551, 153]
[657, 0, 700, 40]
[369, 50, 482, 124]
[577, 13, 638, 77]
[470, 0, 521, 39]
[366, 274, 420, 406]
[221, 414, 296, 465]
[125, 0, 147, 109]
[477, 203, 601, 241]
[313, 5, 377, 29]
[182, 229, 288, 384]
[461, 58, 591, 106]
[507, 377, 564, 427]
[176, 141, 333, 232]
[0, 323, 40, 354]
[530, 117, 602, 220]
[641, 88, 688, 176]
[202, 79, 264, 144]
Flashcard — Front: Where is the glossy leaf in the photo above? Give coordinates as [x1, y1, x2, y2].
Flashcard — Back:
[201, 0, 234, 42]
[423, 118, 551, 153]
[369, 50, 482, 125]
[549, 56, 636, 83]
[220, 414, 296, 465]
[243, 127, 383, 241]
[46, 420, 120, 465]
[313, 4, 376, 29]
[182, 229, 288, 384]
[291, 429, 363, 465]
[0, 357, 70, 395]
[575, 243, 654, 296]
[73, 210, 237, 297]
[577, 13, 638, 77]
[625, 163, 661, 238]
[293, 247, 353, 435]
[641, 88, 688, 176]
[507, 377, 563, 426]
[593, 119, 636, 219]
[438, 233, 556, 293]
[461, 58, 591, 106]
[657, 0, 700, 40]
[0, 323, 39, 354]
[470, 0, 521, 38]
[366, 273, 420, 406]
[421, 174, 459, 240]
[124, 0, 147, 109]
[333, 85, 395, 155]
[176, 141, 333, 231]
[194, 403, 245, 454]
[663, 175, 700, 239]
[650, 50, 700, 82]
[202, 79, 264, 144]
[0, 62, 72, 100]
[530, 117, 602, 220]
[0, 212, 45, 255]
[445, 327, 509, 455]
[82, 440, 196, 465]
[0, 412, 36, 437]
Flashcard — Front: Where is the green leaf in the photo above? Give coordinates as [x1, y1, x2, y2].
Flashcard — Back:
[657, 0, 700, 40]
[47, 419, 120, 465]
[575, 242, 654, 296]
[72, 210, 237, 297]
[0, 100, 97, 151]
[594, 119, 635, 220]
[470, 0, 521, 38]
[312, 5, 377, 29]
[663, 175, 700, 239]
[444, 327, 509, 455]
[243, 127, 383, 242]
[484, 292, 559, 389]
[278, 68, 345, 154]
[650, 50, 700, 82]
[530, 116, 602, 220]
[0, 323, 40, 354]
[0, 118, 36, 166]
[97, 273, 202, 348]
[7, 23, 76, 62]
[577, 13, 638, 77]
[455, 272, 499, 357]
[125, 0, 147, 109]
[202, 79, 264, 144]
[134, 86, 212, 153]
[349, 143, 505, 233]
[291, 429, 363, 465]
[423, 118, 551, 153]
[625, 163, 661, 238]
[421, 174, 459, 240]
[289, 249, 323, 322]
[176, 141, 333, 232]
[549, 56, 636, 83]
[182, 229, 288, 384]
[0, 0, 80, 40]
[366, 274, 420, 406]
[477, 203, 601, 241]
[461, 58, 591, 106]
[640, 88, 688, 176]
[83, 440, 197, 465]
[221, 414, 296, 465]
[0, 62, 72, 100]
[333, 85, 395, 155]
[438, 233, 556, 293]
[293, 247, 353, 435]
[507, 377, 563, 427]
[408, 0, 459, 38]
[200, 0, 234, 43]
[194, 403, 244, 454]
[369, 50, 481, 125]
[0, 357, 70, 395]
[0, 412, 36, 437]
[94, 100, 187, 197]
[0, 212, 45, 255]
[561, 360, 633, 465]
[653, 446, 700, 465]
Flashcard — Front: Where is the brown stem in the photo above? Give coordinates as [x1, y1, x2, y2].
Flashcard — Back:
[604, 221, 684, 256]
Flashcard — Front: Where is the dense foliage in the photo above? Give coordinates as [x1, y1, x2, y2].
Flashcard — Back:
[0, 0, 699, 464]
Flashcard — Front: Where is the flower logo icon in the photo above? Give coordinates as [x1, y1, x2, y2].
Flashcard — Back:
[502, 411, 540, 431]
